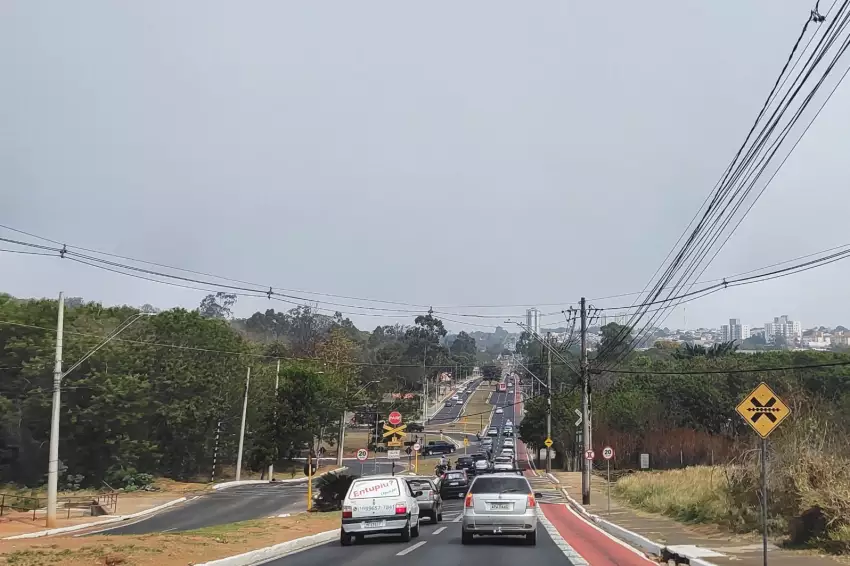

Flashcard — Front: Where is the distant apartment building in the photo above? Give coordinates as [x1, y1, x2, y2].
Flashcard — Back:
[802, 331, 831, 349]
[525, 308, 540, 335]
[764, 315, 802, 343]
[833, 332, 850, 347]
[720, 318, 750, 343]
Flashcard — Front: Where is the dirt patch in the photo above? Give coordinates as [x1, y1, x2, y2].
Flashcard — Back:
[0, 512, 341, 566]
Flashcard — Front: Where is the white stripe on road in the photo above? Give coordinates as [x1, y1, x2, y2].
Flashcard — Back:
[432, 526, 447, 535]
[453, 514, 463, 522]
[396, 541, 427, 555]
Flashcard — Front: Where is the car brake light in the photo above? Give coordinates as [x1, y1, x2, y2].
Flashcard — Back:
[465, 492, 474, 508]
[428, 490, 434, 499]
[395, 503, 407, 515]
[342, 505, 352, 518]
[527, 494, 536, 508]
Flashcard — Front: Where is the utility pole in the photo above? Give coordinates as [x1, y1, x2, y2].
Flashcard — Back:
[46, 292, 65, 528]
[580, 297, 591, 505]
[546, 332, 552, 474]
[236, 367, 251, 481]
[269, 359, 280, 480]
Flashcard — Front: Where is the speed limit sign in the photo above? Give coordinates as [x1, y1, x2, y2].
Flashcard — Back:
[602, 446, 615, 460]
[356, 448, 368, 462]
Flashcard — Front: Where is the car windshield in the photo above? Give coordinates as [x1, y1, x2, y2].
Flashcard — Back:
[470, 477, 531, 494]
[407, 480, 433, 491]
[446, 471, 466, 480]
[457, 457, 473, 464]
[494, 457, 511, 462]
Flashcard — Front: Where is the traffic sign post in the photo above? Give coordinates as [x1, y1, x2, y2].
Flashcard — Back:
[736, 382, 790, 566]
[388, 411, 402, 426]
[356, 448, 368, 476]
[544, 437, 553, 469]
[413, 442, 421, 474]
[602, 446, 615, 514]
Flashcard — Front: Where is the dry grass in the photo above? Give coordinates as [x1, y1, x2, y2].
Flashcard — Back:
[613, 466, 729, 525]
[0, 512, 341, 566]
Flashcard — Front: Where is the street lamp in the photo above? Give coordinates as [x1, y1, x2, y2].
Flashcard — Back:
[337, 380, 379, 466]
[46, 294, 151, 527]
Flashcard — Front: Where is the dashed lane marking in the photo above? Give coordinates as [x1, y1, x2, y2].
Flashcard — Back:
[432, 526, 447, 535]
[396, 541, 427, 555]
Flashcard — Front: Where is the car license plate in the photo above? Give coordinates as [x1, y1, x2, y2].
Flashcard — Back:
[490, 503, 510, 511]
[450, 482, 459, 485]
[362, 520, 385, 529]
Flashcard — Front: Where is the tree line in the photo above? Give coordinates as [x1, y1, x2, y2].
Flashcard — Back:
[0, 293, 480, 488]
[516, 323, 850, 469]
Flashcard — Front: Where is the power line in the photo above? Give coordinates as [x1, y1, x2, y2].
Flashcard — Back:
[596, 359, 850, 375]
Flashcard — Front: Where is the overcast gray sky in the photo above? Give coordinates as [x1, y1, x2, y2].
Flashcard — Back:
[2, 1, 849, 333]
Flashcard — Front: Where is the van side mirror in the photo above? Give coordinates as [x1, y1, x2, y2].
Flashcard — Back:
[414, 490, 423, 497]
[534, 492, 542, 498]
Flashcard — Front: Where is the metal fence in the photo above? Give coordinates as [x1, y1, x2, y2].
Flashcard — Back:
[0, 491, 118, 520]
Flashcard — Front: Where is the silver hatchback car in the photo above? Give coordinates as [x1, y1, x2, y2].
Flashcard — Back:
[461, 473, 541, 545]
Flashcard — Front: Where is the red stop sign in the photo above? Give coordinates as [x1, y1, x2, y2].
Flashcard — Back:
[388, 411, 402, 426]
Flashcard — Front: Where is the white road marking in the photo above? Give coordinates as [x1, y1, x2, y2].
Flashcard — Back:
[162, 527, 176, 532]
[432, 526, 447, 535]
[396, 541, 427, 555]
[453, 514, 463, 522]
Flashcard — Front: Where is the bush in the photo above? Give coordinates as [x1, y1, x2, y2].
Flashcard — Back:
[314, 472, 357, 511]
[105, 468, 155, 492]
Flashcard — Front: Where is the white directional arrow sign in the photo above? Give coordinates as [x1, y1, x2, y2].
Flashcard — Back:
[574, 408, 582, 427]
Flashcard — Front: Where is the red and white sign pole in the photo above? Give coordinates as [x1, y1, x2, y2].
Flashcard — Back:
[602, 446, 615, 514]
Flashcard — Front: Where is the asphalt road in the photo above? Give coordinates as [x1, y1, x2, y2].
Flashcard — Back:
[425, 378, 481, 428]
[95, 458, 401, 535]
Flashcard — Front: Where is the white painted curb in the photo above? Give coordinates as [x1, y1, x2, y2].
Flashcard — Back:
[3, 496, 188, 540]
[213, 467, 347, 491]
[559, 487, 720, 565]
[546, 472, 560, 484]
[536, 506, 588, 565]
[196, 528, 339, 566]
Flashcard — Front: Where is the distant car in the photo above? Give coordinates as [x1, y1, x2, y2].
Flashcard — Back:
[423, 441, 455, 456]
[502, 428, 513, 437]
[492, 456, 514, 472]
[462, 474, 540, 545]
[481, 437, 493, 446]
[407, 422, 425, 433]
[500, 447, 515, 458]
[452, 394, 460, 401]
[455, 456, 475, 474]
[439, 469, 470, 499]
[445, 401, 453, 407]
[487, 428, 499, 437]
[503, 438, 515, 448]
[505, 419, 513, 426]
[474, 458, 491, 474]
[406, 476, 442, 523]
[495, 408, 504, 414]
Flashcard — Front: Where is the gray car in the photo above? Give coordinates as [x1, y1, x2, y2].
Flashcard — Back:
[461, 474, 541, 545]
[405, 477, 443, 522]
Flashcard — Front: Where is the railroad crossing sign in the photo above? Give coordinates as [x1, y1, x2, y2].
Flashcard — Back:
[602, 446, 615, 460]
[356, 448, 368, 462]
[584, 449, 595, 460]
[544, 437, 553, 448]
[382, 423, 407, 438]
[386, 438, 403, 447]
[735, 382, 790, 438]
[388, 411, 403, 426]
[413, 442, 421, 451]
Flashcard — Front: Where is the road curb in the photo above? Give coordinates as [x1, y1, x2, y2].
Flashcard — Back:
[213, 467, 347, 491]
[2, 496, 188, 540]
[195, 528, 339, 566]
[546, 472, 559, 484]
[558, 487, 721, 565]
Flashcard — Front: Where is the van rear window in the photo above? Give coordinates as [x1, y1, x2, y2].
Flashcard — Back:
[349, 479, 400, 499]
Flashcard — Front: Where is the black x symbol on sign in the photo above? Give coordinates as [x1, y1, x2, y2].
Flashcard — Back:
[747, 397, 780, 423]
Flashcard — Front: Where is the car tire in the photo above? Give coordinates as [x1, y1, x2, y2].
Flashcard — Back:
[411, 517, 420, 538]
[340, 531, 353, 546]
[525, 531, 537, 546]
[461, 530, 473, 545]
[400, 520, 412, 542]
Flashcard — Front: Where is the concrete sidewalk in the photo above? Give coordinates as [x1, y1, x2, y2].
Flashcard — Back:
[552, 472, 841, 566]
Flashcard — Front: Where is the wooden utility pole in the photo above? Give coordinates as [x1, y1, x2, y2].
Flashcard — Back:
[580, 297, 591, 505]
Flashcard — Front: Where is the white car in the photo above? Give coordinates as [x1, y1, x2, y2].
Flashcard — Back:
[493, 456, 513, 471]
[495, 407, 504, 414]
[341, 476, 421, 545]
[505, 419, 513, 426]
[503, 438, 515, 448]
[452, 394, 460, 401]
[500, 447, 515, 457]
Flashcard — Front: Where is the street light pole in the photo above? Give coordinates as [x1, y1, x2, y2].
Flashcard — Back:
[268, 359, 280, 480]
[46, 305, 150, 527]
[546, 332, 552, 474]
[235, 367, 251, 481]
[580, 297, 591, 505]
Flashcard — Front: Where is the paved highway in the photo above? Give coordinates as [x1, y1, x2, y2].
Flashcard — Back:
[95, 458, 400, 535]
[425, 378, 481, 428]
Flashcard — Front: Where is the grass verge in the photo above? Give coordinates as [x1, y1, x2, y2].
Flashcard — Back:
[1, 512, 341, 566]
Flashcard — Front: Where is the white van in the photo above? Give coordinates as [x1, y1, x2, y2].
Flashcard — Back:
[340, 475, 421, 545]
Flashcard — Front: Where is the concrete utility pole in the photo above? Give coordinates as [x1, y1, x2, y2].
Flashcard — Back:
[46, 292, 65, 528]
[269, 359, 280, 479]
[580, 297, 591, 505]
[236, 367, 251, 481]
[546, 332, 552, 473]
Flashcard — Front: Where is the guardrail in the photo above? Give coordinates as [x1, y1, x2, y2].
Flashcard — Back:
[0, 491, 119, 520]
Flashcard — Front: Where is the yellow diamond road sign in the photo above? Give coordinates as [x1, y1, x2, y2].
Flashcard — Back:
[463, 437, 469, 446]
[736, 382, 790, 438]
[544, 438, 553, 448]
